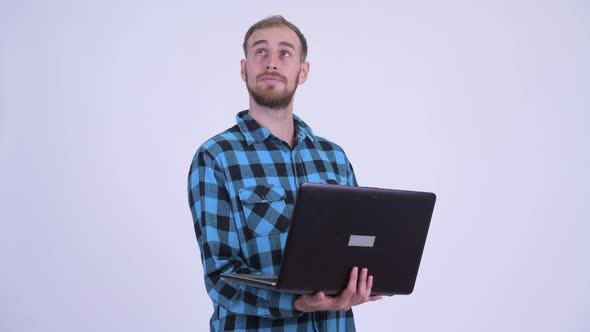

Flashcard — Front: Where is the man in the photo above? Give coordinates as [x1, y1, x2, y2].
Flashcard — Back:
[188, 16, 382, 331]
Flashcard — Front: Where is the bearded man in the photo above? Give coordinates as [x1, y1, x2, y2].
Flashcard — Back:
[188, 16, 382, 332]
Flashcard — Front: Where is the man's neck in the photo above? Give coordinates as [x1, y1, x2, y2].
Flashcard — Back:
[248, 102, 296, 148]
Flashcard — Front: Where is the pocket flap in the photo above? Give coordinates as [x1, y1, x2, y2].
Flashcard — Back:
[238, 184, 286, 203]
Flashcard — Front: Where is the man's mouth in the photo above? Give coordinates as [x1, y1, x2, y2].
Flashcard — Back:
[258, 73, 286, 83]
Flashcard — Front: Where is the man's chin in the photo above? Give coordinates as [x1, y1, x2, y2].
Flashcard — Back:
[255, 99, 291, 109]
[248, 84, 297, 109]
[248, 91, 284, 108]
[252, 94, 290, 109]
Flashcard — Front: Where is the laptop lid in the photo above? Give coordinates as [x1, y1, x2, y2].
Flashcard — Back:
[275, 183, 436, 296]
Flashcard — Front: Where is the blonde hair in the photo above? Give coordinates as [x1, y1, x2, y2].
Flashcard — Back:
[243, 15, 308, 62]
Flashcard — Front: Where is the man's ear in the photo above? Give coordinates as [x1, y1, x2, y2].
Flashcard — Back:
[240, 59, 246, 82]
[298, 61, 310, 85]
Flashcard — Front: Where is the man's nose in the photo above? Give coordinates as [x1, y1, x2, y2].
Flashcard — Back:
[265, 53, 279, 70]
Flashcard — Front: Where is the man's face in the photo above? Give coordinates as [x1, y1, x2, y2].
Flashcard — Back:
[241, 26, 309, 109]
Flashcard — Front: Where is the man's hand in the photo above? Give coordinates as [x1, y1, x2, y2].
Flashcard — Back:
[294, 267, 384, 312]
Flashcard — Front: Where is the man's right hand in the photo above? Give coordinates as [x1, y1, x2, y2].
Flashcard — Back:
[294, 267, 384, 312]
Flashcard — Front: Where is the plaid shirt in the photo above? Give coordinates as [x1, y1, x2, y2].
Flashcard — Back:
[188, 110, 358, 331]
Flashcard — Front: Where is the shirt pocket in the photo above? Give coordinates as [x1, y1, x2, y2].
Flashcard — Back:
[238, 184, 290, 236]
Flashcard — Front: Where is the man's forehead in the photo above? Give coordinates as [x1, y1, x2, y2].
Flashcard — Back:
[247, 26, 301, 49]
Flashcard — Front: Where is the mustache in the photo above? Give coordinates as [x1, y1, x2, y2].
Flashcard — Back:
[256, 72, 287, 82]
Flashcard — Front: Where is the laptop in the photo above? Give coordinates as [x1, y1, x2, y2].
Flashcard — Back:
[221, 182, 436, 296]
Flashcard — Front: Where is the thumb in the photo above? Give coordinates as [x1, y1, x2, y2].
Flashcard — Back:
[311, 291, 326, 303]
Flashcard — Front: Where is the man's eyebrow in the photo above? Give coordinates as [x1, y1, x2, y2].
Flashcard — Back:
[250, 40, 296, 50]
[278, 41, 295, 50]
[251, 39, 268, 49]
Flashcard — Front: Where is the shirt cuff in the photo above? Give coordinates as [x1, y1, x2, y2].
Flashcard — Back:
[267, 292, 304, 319]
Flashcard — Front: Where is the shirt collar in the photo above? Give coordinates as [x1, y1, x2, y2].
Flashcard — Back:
[236, 110, 316, 146]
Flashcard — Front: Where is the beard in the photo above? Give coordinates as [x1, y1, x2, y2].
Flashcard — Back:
[246, 70, 300, 109]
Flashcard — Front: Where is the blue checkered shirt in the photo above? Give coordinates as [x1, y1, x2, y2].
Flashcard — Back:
[188, 110, 358, 331]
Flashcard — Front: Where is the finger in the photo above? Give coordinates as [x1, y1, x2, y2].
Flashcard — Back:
[357, 268, 368, 295]
[366, 274, 373, 291]
[360, 275, 374, 302]
[298, 292, 327, 312]
[313, 291, 326, 303]
[346, 267, 364, 307]
[366, 276, 383, 302]
[358, 268, 369, 291]
[304, 291, 325, 307]
[338, 266, 358, 302]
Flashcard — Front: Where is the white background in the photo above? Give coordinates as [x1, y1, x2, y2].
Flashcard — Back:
[1, 1, 589, 331]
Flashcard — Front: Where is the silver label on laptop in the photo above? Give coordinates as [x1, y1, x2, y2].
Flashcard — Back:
[348, 235, 376, 247]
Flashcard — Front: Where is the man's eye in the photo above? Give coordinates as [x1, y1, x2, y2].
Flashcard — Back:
[255, 49, 267, 56]
[281, 50, 291, 57]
